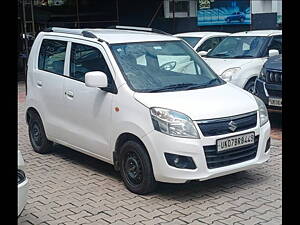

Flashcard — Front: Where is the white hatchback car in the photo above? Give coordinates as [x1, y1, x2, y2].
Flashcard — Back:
[26, 26, 271, 194]
[18, 150, 28, 216]
[202, 30, 282, 92]
[174, 32, 230, 55]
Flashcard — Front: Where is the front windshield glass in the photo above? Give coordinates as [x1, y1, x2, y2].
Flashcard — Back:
[206, 36, 269, 58]
[180, 37, 201, 48]
[111, 41, 224, 93]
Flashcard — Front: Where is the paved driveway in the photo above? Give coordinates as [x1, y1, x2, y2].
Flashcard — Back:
[18, 82, 282, 225]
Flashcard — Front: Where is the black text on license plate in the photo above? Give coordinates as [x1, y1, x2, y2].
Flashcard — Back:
[217, 132, 255, 152]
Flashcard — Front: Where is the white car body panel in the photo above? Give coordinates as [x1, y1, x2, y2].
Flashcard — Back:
[202, 57, 268, 88]
[134, 83, 258, 120]
[18, 151, 28, 216]
[201, 30, 282, 89]
[25, 28, 271, 185]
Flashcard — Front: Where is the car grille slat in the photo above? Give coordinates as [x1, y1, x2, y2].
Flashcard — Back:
[266, 70, 282, 84]
[197, 112, 257, 137]
[203, 136, 259, 169]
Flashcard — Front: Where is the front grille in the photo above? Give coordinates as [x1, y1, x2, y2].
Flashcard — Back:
[266, 70, 282, 84]
[203, 136, 259, 169]
[267, 89, 282, 98]
[197, 112, 257, 137]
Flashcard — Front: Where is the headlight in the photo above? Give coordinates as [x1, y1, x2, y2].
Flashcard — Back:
[220, 67, 241, 81]
[259, 66, 267, 81]
[150, 107, 199, 139]
[254, 96, 269, 126]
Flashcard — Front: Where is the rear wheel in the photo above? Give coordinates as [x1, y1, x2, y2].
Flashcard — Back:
[28, 112, 53, 154]
[120, 140, 157, 194]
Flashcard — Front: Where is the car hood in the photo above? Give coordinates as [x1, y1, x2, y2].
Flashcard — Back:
[134, 83, 258, 120]
[265, 55, 282, 71]
[202, 57, 255, 75]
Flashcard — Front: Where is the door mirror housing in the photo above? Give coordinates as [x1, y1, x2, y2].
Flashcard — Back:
[198, 51, 208, 56]
[85, 71, 108, 88]
[268, 49, 279, 57]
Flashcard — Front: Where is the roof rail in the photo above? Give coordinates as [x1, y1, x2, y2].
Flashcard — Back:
[43, 27, 99, 39]
[107, 25, 171, 36]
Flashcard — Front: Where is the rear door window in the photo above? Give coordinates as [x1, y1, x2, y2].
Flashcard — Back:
[38, 39, 67, 75]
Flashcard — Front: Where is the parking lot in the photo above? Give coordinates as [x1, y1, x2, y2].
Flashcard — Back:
[18, 82, 282, 225]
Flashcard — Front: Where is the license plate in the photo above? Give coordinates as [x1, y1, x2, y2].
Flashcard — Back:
[269, 97, 282, 107]
[217, 132, 255, 152]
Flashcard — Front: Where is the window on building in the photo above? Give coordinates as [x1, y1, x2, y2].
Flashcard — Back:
[169, 0, 189, 13]
[164, 0, 197, 18]
[38, 39, 67, 75]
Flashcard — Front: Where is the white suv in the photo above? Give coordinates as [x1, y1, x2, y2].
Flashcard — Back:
[202, 30, 282, 92]
[26, 26, 271, 194]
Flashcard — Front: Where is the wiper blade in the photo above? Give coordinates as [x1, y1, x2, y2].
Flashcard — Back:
[149, 83, 199, 93]
[232, 55, 255, 58]
[206, 53, 229, 58]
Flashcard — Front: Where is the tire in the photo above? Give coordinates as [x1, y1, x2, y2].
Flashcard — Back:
[120, 140, 157, 194]
[28, 111, 53, 154]
[244, 80, 255, 94]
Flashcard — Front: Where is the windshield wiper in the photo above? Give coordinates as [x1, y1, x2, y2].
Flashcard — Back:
[232, 55, 255, 58]
[185, 78, 221, 90]
[149, 83, 199, 93]
[207, 53, 229, 58]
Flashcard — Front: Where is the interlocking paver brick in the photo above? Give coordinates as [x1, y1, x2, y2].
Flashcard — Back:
[17, 81, 282, 225]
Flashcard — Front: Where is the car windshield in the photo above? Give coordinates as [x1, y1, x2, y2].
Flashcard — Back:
[111, 41, 224, 93]
[179, 37, 201, 48]
[206, 36, 269, 58]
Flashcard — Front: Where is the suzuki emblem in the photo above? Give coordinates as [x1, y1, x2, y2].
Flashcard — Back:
[228, 121, 237, 132]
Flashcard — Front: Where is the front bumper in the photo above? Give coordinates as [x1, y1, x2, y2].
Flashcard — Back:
[142, 120, 271, 183]
[254, 79, 282, 110]
[18, 177, 29, 216]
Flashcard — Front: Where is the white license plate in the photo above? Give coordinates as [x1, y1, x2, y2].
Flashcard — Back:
[269, 98, 282, 107]
[217, 132, 255, 152]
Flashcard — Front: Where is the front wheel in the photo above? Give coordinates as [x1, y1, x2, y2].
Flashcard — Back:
[120, 140, 157, 194]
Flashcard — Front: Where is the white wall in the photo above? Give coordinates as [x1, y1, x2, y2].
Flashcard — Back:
[252, 0, 281, 14]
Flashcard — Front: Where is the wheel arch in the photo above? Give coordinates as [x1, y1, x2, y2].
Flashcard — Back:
[113, 132, 152, 171]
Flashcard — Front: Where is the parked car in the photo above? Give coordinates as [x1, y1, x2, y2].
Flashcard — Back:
[225, 12, 246, 23]
[202, 30, 282, 92]
[254, 54, 282, 110]
[18, 150, 28, 216]
[174, 32, 230, 56]
[26, 26, 271, 194]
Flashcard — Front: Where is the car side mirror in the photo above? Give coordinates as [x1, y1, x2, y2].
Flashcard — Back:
[85, 71, 108, 88]
[198, 51, 208, 56]
[268, 49, 279, 57]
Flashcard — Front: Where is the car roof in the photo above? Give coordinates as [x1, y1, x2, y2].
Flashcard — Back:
[174, 32, 230, 38]
[230, 30, 282, 37]
[44, 28, 179, 44]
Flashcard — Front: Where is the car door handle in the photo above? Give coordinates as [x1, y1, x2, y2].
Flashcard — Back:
[37, 81, 42, 87]
[65, 91, 74, 98]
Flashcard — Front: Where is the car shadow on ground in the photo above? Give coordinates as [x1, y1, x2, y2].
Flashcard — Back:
[50, 143, 270, 198]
